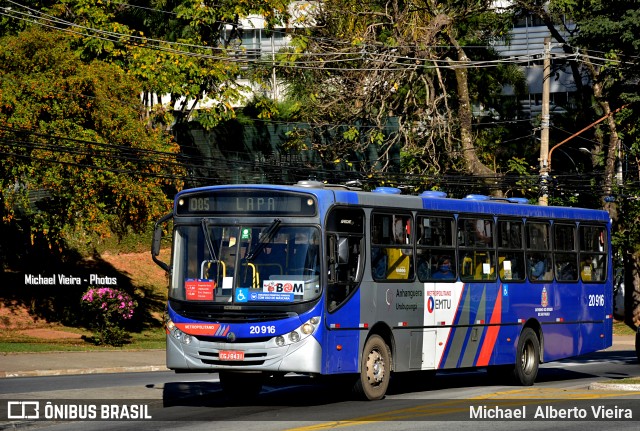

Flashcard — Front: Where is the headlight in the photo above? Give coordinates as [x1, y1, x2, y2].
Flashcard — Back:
[165, 316, 193, 345]
[273, 316, 320, 347]
[289, 331, 301, 343]
[301, 323, 314, 335]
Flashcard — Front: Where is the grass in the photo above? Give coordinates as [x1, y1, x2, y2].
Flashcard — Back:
[613, 320, 637, 336]
[0, 327, 166, 353]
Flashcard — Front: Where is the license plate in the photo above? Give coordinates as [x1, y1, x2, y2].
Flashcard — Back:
[219, 350, 244, 361]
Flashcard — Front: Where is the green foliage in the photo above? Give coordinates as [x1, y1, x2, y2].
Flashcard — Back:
[0, 27, 181, 252]
[278, 0, 532, 179]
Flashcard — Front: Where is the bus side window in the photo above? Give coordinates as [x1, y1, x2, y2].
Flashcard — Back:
[371, 213, 414, 281]
[526, 221, 553, 282]
[579, 225, 607, 283]
[417, 215, 456, 282]
[326, 207, 365, 311]
[457, 217, 496, 281]
[497, 220, 525, 282]
[328, 235, 364, 310]
[554, 224, 578, 282]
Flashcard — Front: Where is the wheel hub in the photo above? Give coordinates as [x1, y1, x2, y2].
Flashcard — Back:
[366, 349, 385, 384]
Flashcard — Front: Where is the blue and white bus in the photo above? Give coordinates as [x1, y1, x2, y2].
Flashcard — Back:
[152, 180, 613, 400]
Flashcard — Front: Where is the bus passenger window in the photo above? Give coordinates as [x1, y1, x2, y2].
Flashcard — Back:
[372, 246, 388, 280]
[457, 217, 496, 281]
[554, 224, 577, 282]
[431, 256, 455, 280]
[580, 255, 595, 281]
[555, 257, 577, 281]
[528, 253, 553, 281]
[498, 253, 524, 281]
[385, 247, 412, 279]
[497, 220, 525, 282]
[579, 225, 607, 283]
[371, 212, 414, 281]
[417, 249, 456, 282]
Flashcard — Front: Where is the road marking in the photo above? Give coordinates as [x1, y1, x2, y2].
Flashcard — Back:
[470, 386, 640, 399]
[283, 388, 640, 430]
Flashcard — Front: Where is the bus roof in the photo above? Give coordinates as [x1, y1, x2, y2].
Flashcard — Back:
[176, 182, 610, 223]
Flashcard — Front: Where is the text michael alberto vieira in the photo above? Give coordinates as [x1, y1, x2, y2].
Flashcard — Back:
[470, 404, 634, 420]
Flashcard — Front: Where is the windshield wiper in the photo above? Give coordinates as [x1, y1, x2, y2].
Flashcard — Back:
[201, 219, 217, 261]
[245, 219, 281, 261]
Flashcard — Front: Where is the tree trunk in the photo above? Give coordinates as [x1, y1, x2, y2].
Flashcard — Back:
[624, 250, 640, 329]
[447, 33, 502, 197]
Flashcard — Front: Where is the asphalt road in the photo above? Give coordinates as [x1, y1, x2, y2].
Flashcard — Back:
[1, 344, 639, 431]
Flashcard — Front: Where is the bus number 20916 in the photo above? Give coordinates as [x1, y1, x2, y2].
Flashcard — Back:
[588, 294, 605, 307]
[250, 325, 276, 335]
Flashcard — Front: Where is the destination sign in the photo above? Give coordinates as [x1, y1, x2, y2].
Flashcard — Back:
[176, 190, 317, 216]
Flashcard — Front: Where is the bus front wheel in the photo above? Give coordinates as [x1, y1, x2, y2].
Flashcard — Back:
[513, 328, 540, 386]
[354, 335, 391, 400]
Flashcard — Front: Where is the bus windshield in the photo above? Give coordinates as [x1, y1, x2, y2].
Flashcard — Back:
[170, 223, 321, 304]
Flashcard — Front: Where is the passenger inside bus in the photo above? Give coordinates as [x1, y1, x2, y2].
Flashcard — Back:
[556, 260, 577, 281]
[432, 257, 455, 280]
[580, 255, 594, 281]
[528, 253, 546, 280]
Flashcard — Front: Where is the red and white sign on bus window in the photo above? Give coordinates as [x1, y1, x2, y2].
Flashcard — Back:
[185, 279, 216, 301]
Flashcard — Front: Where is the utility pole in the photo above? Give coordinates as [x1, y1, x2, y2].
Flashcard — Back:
[538, 37, 551, 206]
[271, 31, 278, 100]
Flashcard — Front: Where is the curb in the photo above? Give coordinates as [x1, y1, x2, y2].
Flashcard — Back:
[0, 365, 168, 379]
[589, 382, 640, 392]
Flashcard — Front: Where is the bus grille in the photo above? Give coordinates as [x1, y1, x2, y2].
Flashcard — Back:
[176, 309, 295, 323]
[195, 335, 272, 343]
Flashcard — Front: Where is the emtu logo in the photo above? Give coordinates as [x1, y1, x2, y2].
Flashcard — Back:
[427, 296, 452, 313]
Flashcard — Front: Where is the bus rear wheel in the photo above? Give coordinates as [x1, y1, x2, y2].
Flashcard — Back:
[354, 335, 391, 400]
[513, 328, 540, 386]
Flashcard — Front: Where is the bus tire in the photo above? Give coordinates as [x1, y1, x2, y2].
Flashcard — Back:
[219, 371, 263, 401]
[514, 328, 540, 386]
[354, 335, 391, 400]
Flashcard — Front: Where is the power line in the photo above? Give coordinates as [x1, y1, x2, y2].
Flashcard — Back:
[2, 2, 625, 72]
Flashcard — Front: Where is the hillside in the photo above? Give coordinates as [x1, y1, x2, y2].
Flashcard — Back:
[0, 251, 168, 338]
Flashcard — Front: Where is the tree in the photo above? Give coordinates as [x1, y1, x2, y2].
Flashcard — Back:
[278, 0, 527, 192]
[0, 26, 181, 260]
[512, 0, 639, 327]
[571, 1, 640, 329]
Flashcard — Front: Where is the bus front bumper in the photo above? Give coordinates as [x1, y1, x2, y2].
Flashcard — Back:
[166, 332, 323, 374]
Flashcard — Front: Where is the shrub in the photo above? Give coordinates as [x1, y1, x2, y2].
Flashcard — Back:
[81, 286, 137, 346]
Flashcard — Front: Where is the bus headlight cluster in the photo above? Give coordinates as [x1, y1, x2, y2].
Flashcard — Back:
[165, 315, 193, 345]
[274, 316, 320, 347]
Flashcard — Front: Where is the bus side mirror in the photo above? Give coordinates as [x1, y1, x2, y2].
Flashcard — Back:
[152, 213, 173, 273]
